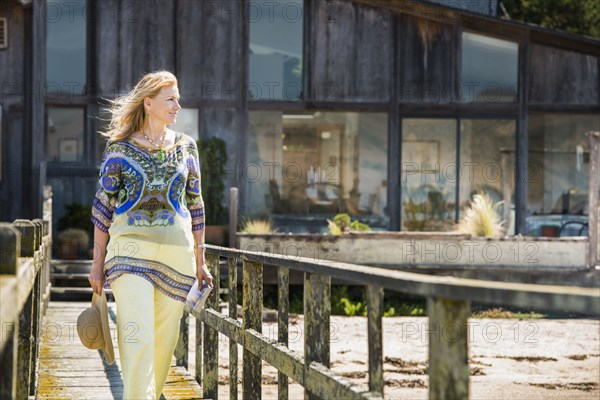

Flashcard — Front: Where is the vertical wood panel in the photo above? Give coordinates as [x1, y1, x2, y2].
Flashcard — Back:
[303, 272, 330, 400]
[588, 132, 599, 266]
[228, 257, 239, 400]
[203, 253, 220, 399]
[516, 34, 530, 235]
[95, 0, 120, 97]
[427, 297, 470, 400]
[529, 44, 599, 105]
[242, 257, 262, 400]
[177, 0, 244, 101]
[130, 0, 175, 79]
[311, 0, 391, 102]
[0, 5, 25, 85]
[399, 14, 456, 103]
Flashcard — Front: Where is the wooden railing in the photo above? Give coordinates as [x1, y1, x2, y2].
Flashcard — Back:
[175, 245, 600, 400]
[0, 187, 53, 398]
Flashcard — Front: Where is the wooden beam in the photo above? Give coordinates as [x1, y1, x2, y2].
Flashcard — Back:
[242, 258, 263, 400]
[304, 272, 330, 400]
[366, 286, 384, 395]
[205, 246, 600, 316]
[427, 297, 470, 399]
[278, 267, 290, 400]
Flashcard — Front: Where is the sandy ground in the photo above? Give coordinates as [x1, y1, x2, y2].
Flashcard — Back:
[186, 314, 600, 399]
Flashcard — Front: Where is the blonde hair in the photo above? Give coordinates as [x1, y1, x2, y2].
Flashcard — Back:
[100, 70, 178, 141]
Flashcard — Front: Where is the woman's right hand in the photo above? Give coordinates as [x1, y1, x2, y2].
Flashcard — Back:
[88, 262, 105, 295]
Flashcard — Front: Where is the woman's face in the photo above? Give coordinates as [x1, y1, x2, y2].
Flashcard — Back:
[145, 84, 181, 125]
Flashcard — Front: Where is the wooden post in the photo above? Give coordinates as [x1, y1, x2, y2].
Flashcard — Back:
[242, 257, 263, 400]
[229, 187, 239, 248]
[228, 257, 239, 400]
[366, 285, 384, 396]
[0, 224, 20, 398]
[195, 317, 203, 385]
[304, 273, 331, 400]
[0, 223, 20, 275]
[12, 220, 37, 399]
[12, 220, 36, 257]
[30, 219, 44, 395]
[16, 287, 34, 399]
[588, 131, 599, 266]
[175, 311, 189, 368]
[203, 253, 220, 399]
[427, 297, 470, 400]
[278, 267, 290, 400]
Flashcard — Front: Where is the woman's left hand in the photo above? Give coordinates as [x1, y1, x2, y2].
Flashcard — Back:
[195, 250, 213, 287]
[196, 263, 213, 287]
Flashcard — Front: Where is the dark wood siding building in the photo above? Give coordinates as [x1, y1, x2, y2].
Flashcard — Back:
[1, 0, 598, 241]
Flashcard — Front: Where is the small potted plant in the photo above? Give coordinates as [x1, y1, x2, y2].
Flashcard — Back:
[197, 137, 228, 245]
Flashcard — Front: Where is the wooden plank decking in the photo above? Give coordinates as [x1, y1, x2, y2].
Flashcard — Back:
[35, 301, 204, 400]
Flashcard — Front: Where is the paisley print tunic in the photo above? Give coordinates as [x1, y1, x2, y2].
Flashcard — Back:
[91, 132, 205, 303]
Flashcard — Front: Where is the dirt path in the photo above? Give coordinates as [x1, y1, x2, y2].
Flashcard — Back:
[187, 315, 600, 399]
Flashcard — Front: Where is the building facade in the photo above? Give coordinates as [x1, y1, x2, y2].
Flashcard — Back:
[1, 0, 599, 238]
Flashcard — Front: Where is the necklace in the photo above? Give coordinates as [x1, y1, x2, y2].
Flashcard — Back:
[141, 127, 167, 162]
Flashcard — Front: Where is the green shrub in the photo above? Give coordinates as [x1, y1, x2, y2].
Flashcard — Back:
[58, 203, 94, 238]
[327, 213, 371, 235]
[350, 220, 371, 232]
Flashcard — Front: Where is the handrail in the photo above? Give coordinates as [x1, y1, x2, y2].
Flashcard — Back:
[0, 187, 53, 399]
[175, 243, 599, 400]
[206, 245, 599, 316]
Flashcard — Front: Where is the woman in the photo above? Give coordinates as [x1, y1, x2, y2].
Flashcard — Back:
[88, 70, 213, 400]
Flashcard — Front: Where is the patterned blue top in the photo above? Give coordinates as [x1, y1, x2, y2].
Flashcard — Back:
[91, 132, 204, 303]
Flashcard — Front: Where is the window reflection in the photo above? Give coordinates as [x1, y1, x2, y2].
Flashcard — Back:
[247, 112, 388, 232]
[401, 119, 456, 231]
[527, 114, 600, 236]
[460, 119, 516, 235]
[170, 108, 199, 141]
[461, 32, 518, 102]
[46, 0, 87, 95]
[249, 0, 303, 101]
[47, 107, 84, 162]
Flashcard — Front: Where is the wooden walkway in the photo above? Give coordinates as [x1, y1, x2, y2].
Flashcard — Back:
[35, 301, 204, 400]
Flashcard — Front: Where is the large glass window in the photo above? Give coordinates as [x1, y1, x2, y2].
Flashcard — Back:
[401, 119, 457, 231]
[46, 0, 87, 95]
[461, 32, 518, 102]
[47, 107, 84, 162]
[527, 114, 600, 236]
[460, 119, 516, 234]
[249, 0, 303, 101]
[247, 112, 388, 232]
